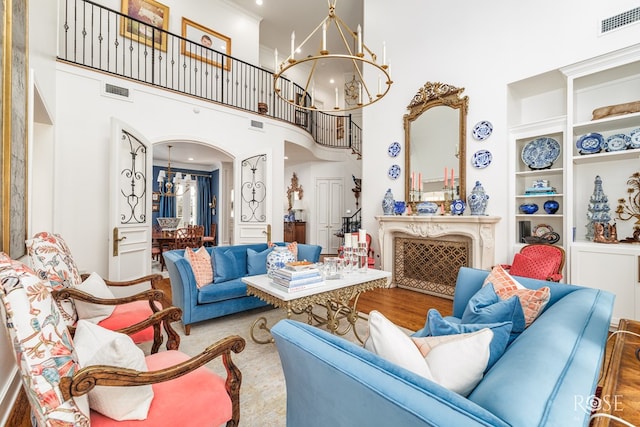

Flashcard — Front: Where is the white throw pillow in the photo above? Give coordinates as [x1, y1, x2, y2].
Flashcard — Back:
[73, 272, 116, 323]
[412, 329, 492, 396]
[364, 310, 434, 379]
[73, 320, 154, 420]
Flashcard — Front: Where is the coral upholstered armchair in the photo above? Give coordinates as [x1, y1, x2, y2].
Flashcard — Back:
[26, 232, 181, 353]
[0, 253, 244, 426]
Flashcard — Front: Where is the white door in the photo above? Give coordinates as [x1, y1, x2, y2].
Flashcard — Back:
[108, 119, 153, 281]
[316, 178, 344, 254]
[234, 151, 272, 244]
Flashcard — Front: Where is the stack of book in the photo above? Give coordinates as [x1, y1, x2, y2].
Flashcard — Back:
[524, 186, 557, 195]
[271, 267, 324, 292]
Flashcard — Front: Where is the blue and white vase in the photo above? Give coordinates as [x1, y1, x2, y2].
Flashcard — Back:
[266, 246, 295, 278]
[468, 181, 489, 216]
[382, 189, 395, 215]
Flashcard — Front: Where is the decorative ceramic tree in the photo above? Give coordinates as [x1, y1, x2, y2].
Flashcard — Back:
[586, 175, 612, 241]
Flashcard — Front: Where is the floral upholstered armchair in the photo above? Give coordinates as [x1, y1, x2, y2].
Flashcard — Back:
[26, 231, 181, 353]
[0, 252, 245, 426]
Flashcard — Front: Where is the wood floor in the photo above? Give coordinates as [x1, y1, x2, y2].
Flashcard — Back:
[6, 281, 449, 424]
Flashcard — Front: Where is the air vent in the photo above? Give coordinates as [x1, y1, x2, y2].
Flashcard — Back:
[104, 83, 130, 98]
[250, 120, 264, 129]
[601, 7, 640, 34]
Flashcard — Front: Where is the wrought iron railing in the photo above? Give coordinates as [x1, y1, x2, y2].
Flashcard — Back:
[58, 0, 362, 156]
[336, 209, 362, 238]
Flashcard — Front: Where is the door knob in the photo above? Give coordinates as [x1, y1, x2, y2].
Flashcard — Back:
[112, 227, 127, 256]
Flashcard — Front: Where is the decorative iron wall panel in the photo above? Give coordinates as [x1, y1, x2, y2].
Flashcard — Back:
[394, 237, 470, 299]
[119, 130, 147, 224]
[241, 154, 267, 222]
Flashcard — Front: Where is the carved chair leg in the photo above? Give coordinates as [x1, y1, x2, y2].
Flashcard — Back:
[163, 310, 182, 350]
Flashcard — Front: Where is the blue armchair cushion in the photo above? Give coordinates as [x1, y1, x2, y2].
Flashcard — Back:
[213, 249, 241, 283]
[414, 309, 512, 371]
[246, 247, 273, 276]
[461, 283, 526, 344]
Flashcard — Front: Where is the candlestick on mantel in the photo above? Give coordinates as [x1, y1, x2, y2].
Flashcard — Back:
[451, 168, 454, 186]
[444, 167, 448, 187]
[418, 173, 422, 191]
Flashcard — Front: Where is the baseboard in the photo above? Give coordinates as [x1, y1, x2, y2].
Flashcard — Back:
[0, 367, 21, 426]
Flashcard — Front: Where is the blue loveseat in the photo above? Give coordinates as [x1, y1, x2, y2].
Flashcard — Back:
[272, 266, 614, 427]
[164, 243, 321, 334]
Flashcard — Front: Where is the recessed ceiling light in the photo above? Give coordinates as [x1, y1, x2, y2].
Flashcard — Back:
[329, 78, 335, 84]
[188, 157, 194, 161]
[256, 0, 263, 5]
[284, 156, 289, 160]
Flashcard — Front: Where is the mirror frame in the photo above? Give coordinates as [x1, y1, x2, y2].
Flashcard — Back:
[404, 82, 469, 205]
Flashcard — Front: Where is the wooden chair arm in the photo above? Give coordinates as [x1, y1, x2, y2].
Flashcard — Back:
[79, 273, 164, 289]
[114, 306, 182, 353]
[60, 335, 246, 401]
[53, 288, 165, 308]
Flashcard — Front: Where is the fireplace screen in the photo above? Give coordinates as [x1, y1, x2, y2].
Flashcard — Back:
[394, 237, 470, 299]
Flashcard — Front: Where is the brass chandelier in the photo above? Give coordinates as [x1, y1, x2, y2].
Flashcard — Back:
[273, 0, 392, 113]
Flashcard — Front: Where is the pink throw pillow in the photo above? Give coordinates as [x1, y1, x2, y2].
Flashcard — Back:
[185, 247, 213, 288]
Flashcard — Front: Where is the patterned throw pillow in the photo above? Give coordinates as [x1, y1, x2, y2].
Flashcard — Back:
[509, 253, 559, 281]
[26, 232, 83, 326]
[0, 252, 90, 424]
[185, 247, 213, 288]
[483, 265, 551, 327]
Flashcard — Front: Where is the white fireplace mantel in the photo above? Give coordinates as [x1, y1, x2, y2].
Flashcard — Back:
[376, 215, 501, 279]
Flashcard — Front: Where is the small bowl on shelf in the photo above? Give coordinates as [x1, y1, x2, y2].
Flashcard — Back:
[519, 203, 539, 215]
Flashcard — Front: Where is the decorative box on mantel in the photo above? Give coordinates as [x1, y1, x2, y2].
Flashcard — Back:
[375, 215, 501, 298]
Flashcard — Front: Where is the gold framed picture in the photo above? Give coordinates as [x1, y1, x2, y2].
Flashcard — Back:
[181, 17, 232, 71]
[152, 191, 160, 202]
[120, 0, 170, 51]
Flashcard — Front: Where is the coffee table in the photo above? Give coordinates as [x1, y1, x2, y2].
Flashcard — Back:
[243, 269, 391, 344]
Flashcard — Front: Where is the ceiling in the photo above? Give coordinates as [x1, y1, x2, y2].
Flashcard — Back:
[154, 0, 363, 169]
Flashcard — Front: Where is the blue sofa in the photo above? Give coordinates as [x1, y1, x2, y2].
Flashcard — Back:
[164, 243, 321, 335]
[272, 266, 614, 427]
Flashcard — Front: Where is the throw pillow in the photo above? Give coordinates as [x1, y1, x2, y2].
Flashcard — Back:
[411, 328, 493, 396]
[287, 242, 298, 259]
[484, 265, 551, 327]
[417, 309, 512, 371]
[213, 249, 241, 283]
[461, 283, 526, 344]
[247, 247, 273, 275]
[185, 246, 213, 288]
[509, 252, 558, 281]
[73, 272, 116, 323]
[363, 310, 434, 380]
[73, 320, 154, 421]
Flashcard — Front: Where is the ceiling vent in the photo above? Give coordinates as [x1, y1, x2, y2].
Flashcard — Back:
[250, 120, 264, 129]
[600, 6, 640, 34]
[103, 83, 132, 101]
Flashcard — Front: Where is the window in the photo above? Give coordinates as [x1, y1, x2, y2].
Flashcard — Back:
[176, 180, 198, 225]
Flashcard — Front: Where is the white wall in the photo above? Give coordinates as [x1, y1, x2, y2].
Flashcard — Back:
[361, 0, 640, 264]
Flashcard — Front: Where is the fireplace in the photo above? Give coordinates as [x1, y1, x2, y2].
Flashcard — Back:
[376, 215, 500, 297]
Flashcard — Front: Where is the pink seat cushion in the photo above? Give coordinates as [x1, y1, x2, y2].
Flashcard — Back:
[508, 253, 559, 281]
[98, 301, 155, 344]
[90, 350, 232, 426]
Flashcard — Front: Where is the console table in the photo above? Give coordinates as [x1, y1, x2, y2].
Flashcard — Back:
[284, 221, 306, 243]
[592, 318, 640, 426]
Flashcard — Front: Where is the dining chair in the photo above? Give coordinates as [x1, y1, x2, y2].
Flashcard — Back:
[0, 252, 244, 426]
[26, 232, 181, 353]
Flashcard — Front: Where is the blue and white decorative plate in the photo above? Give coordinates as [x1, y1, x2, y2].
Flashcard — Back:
[388, 164, 401, 180]
[629, 128, 640, 149]
[472, 121, 493, 141]
[604, 133, 631, 152]
[576, 133, 603, 155]
[471, 149, 493, 169]
[388, 141, 401, 157]
[521, 137, 561, 170]
[451, 199, 466, 215]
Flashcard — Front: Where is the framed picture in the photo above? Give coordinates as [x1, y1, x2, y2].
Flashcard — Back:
[152, 191, 160, 202]
[152, 204, 160, 212]
[1, 0, 28, 258]
[181, 17, 232, 71]
[120, 0, 170, 51]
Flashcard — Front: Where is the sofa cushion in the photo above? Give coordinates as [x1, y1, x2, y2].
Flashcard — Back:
[197, 279, 249, 304]
[74, 320, 153, 421]
[461, 283, 526, 344]
[415, 309, 512, 371]
[73, 272, 116, 323]
[484, 265, 550, 327]
[185, 246, 213, 288]
[247, 247, 273, 276]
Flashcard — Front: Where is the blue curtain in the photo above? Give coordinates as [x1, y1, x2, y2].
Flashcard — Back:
[197, 175, 213, 236]
[159, 194, 175, 217]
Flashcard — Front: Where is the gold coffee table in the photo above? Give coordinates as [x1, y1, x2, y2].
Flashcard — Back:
[243, 269, 391, 344]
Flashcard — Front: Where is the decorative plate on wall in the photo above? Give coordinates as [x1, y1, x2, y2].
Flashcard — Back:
[388, 141, 401, 157]
[388, 164, 401, 180]
[472, 121, 493, 141]
[471, 149, 493, 169]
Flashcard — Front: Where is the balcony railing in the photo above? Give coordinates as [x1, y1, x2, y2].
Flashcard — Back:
[59, 0, 362, 156]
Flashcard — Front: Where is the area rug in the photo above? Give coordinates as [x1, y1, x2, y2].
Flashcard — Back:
[140, 306, 374, 426]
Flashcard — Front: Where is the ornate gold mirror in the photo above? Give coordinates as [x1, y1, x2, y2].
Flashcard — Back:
[404, 82, 468, 206]
[287, 172, 303, 211]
